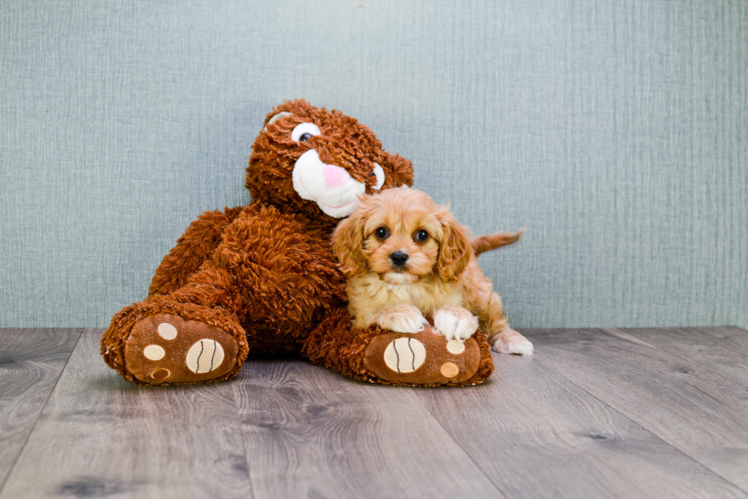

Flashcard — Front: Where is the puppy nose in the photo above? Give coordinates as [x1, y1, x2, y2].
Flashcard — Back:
[323, 164, 349, 187]
[390, 251, 409, 267]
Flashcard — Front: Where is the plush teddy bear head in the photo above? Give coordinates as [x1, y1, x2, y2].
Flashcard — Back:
[246, 100, 414, 224]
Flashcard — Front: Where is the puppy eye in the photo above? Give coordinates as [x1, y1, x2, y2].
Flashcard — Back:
[414, 229, 429, 242]
[291, 122, 321, 142]
[375, 226, 389, 240]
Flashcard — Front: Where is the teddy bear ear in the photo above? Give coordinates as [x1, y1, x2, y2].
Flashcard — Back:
[379, 152, 414, 188]
[263, 111, 293, 130]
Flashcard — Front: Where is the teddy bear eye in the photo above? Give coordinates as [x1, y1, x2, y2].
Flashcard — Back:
[291, 122, 321, 142]
[371, 163, 385, 190]
[414, 229, 429, 242]
[375, 226, 389, 240]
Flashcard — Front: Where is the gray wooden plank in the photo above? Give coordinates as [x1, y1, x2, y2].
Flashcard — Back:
[0, 329, 253, 499]
[0, 329, 82, 491]
[700, 327, 748, 349]
[234, 359, 503, 499]
[526, 327, 748, 494]
[620, 327, 748, 389]
[414, 352, 744, 498]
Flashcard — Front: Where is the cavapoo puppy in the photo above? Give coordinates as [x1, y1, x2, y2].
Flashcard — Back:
[332, 187, 534, 355]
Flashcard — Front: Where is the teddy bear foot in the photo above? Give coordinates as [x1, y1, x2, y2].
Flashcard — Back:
[363, 324, 482, 386]
[123, 313, 242, 385]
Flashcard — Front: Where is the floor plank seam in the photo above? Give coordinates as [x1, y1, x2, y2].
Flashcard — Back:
[230, 378, 256, 500]
[531, 352, 748, 497]
[0, 328, 84, 496]
[407, 388, 510, 499]
[606, 327, 748, 397]
[623, 327, 748, 392]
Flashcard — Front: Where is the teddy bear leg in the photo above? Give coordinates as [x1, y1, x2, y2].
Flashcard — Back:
[302, 309, 494, 387]
[102, 294, 249, 386]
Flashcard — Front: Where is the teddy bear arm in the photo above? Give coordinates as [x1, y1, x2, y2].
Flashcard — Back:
[154, 205, 346, 329]
[148, 207, 244, 296]
[207, 206, 348, 322]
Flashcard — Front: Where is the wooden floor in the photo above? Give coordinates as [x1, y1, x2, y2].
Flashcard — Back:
[1, 327, 748, 498]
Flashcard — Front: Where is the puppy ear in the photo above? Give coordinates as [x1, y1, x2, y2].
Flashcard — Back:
[332, 208, 368, 276]
[437, 210, 472, 282]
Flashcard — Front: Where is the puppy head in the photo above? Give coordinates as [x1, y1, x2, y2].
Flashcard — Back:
[332, 187, 472, 284]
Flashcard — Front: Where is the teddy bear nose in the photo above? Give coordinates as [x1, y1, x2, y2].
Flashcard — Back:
[390, 251, 409, 267]
[323, 164, 350, 187]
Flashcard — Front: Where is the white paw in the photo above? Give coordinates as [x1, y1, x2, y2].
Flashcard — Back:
[433, 310, 479, 341]
[491, 331, 534, 355]
[386, 312, 430, 334]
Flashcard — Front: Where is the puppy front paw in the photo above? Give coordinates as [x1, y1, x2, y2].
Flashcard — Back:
[387, 312, 430, 334]
[373, 304, 430, 334]
[433, 307, 479, 341]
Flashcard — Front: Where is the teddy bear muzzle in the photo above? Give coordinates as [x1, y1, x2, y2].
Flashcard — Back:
[292, 149, 367, 218]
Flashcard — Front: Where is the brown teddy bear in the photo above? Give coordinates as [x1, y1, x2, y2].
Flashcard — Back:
[101, 100, 495, 386]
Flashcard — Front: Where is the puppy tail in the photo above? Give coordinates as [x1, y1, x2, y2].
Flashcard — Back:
[471, 228, 525, 257]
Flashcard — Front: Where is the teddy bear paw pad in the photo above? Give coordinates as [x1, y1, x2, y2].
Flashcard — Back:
[185, 339, 225, 374]
[123, 314, 240, 385]
[383, 337, 426, 373]
[364, 324, 482, 385]
[445, 339, 465, 354]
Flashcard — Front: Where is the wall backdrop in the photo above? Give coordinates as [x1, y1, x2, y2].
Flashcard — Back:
[1, 0, 746, 329]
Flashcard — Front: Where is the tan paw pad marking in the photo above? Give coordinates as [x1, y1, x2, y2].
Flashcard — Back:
[151, 368, 171, 380]
[383, 338, 426, 373]
[446, 339, 465, 354]
[440, 362, 459, 378]
[157, 322, 178, 340]
[143, 344, 166, 361]
[186, 339, 225, 374]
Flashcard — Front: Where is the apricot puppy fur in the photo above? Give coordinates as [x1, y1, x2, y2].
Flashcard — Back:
[332, 187, 533, 355]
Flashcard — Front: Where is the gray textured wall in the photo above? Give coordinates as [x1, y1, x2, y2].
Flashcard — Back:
[1, 0, 746, 329]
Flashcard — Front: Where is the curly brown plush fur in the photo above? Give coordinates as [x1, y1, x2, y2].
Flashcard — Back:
[101, 100, 493, 387]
